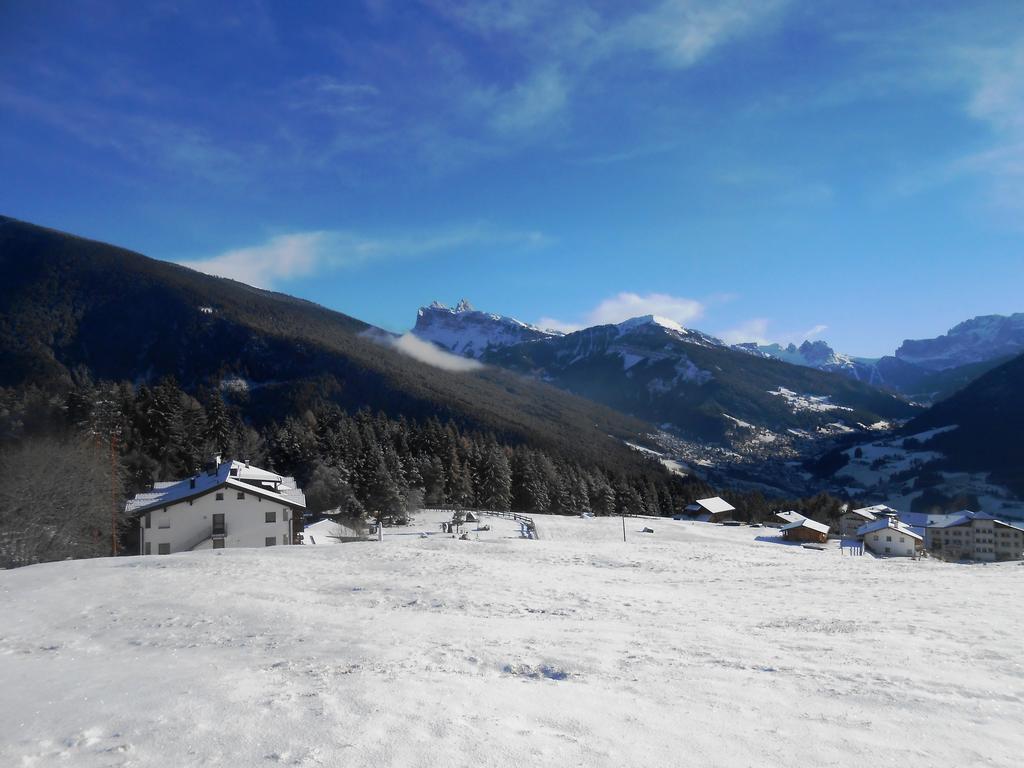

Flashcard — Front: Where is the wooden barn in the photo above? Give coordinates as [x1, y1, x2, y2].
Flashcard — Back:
[780, 517, 829, 544]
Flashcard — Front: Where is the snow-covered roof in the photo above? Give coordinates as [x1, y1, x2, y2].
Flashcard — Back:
[854, 504, 898, 517]
[125, 459, 305, 515]
[775, 510, 806, 524]
[691, 497, 735, 515]
[846, 507, 878, 521]
[925, 510, 1023, 531]
[781, 518, 829, 535]
[856, 518, 922, 541]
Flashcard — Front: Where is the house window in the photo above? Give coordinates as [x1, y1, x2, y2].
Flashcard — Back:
[216, 492, 224, 501]
[158, 543, 170, 555]
[213, 539, 225, 549]
[144, 513, 151, 529]
[265, 537, 276, 547]
[212, 513, 225, 535]
[144, 542, 151, 555]
[266, 510, 276, 523]
[158, 517, 170, 529]
[886, 536, 892, 542]
[237, 492, 245, 500]
[899, 537, 905, 543]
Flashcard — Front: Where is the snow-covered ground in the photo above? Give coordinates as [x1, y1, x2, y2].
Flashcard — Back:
[2, 516, 1022, 767]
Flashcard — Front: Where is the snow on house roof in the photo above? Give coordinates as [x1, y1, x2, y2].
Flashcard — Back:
[775, 510, 806, 524]
[856, 518, 922, 541]
[847, 507, 879, 521]
[692, 497, 735, 515]
[125, 459, 305, 515]
[781, 518, 829, 535]
[854, 504, 898, 517]
[925, 510, 1022, 530]
[782, 518, 831, 536]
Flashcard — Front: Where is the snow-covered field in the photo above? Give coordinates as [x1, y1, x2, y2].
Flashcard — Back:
[2, 515, 1022, 767]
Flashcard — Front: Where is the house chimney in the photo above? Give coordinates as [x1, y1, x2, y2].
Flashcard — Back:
[190, 477, 196, 489]
[214, 454, 222, 468]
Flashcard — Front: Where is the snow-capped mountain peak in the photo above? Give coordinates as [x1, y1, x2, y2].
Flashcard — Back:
[612, 314, 726, 348]
[616, 314, 686, 334]
[413, 300, 560, 358]
[895, 313, 1024, 370]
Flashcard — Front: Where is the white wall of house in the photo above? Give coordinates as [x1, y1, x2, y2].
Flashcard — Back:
[139, 487, 295, 554]
[863, 528, 918, 557]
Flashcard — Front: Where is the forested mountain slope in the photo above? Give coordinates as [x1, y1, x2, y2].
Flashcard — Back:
[0, 215, 655, 466]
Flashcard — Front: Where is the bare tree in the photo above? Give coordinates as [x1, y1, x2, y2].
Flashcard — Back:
[0, 436, 124, 569]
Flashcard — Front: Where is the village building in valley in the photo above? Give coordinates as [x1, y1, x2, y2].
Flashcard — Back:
[838, 505, 889, 538]
[856, 517, 923, 557]
[925, 511, 1024, 562]
[780, 517, 829, 544]
[125, 459, 306, 554]
[676, 496, 736, 523]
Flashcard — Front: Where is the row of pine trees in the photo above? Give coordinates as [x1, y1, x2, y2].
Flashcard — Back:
[1, 377, 712, 526]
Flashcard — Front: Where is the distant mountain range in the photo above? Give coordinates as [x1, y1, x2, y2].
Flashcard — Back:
[413, 302, 916, 447]
[734, 317, 1024, 402]
[417, 299, 1023, 405]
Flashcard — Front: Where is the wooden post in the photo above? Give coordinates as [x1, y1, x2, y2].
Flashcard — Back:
[622, 515, 626, 543]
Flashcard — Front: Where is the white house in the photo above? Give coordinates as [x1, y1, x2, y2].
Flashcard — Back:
[838, 506, 880, 538]
[925, 511, 1024, 562]
[856, 517, 922, 558]
[677, 496, 735, 523]
[126, 459, 306, 555]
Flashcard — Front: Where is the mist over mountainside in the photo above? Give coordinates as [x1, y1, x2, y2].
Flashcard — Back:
[0, 216, 661, 468]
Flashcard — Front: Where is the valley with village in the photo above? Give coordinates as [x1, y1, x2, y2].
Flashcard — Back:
[4, 2, 1024, 766]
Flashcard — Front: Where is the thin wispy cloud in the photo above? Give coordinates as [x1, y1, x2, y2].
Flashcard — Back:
[717, 319, 829, 346]
[362, 329, 484, 372]
[177, 225, 550, 289]
[539, 291, 706, 333]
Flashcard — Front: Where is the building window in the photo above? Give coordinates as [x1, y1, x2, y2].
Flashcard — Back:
[237, 492, 245, 500]
[886, 536, 892, 542]
[158, 517, 170, 529]
[266, 510, 276, 523]
[265, 537, 276, 547]
[144, 542, 151, 555]
[216, 492, 224, 501]
[213, 539, 225, 549]
[144, 513, 151, 529]
[158, 543, 170, 555]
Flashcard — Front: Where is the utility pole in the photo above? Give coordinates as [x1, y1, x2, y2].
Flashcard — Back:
[622, 514, 626, 543]
[110, 433, 119, 556]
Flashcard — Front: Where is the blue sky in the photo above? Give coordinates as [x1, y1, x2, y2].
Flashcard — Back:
[1, 1, 1023, 356]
